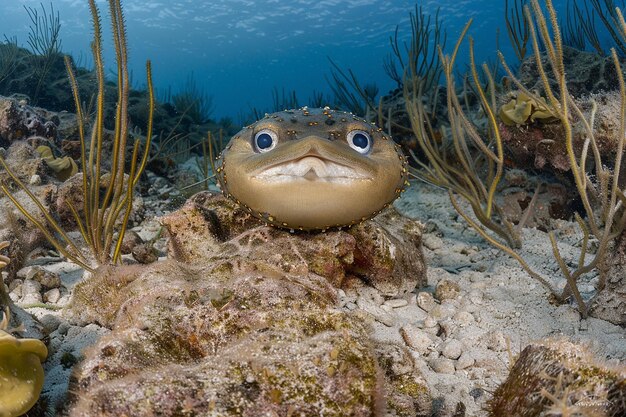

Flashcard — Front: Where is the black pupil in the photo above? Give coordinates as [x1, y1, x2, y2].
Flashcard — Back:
[256, 133, 273, 149]
[353, 133, 369, 149]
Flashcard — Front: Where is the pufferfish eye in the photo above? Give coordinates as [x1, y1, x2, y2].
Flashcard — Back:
[347, 130, 372, 154]
[254, 129, 278, 153]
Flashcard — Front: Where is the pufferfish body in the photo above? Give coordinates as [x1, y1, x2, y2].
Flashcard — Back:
[215, 107, 409, 231]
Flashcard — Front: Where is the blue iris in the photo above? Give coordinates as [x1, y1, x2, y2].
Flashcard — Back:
[352, 132, 369, 149]
[256, 133, 274, 150]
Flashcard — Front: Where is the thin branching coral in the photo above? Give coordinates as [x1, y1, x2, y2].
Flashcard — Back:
[505, 0, 531, 62]
[0, 0, 154, 271]
[406, 0, 626, 317]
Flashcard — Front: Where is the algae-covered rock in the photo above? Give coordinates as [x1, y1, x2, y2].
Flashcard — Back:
[67, 260, 423, 416]
[160, 191, 426, 296]
[65, 192, 430, 416]
[0, 96, 58, 144]
[488, 338, 626, 417]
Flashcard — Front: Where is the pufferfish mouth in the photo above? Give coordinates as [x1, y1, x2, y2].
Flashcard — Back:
[252, 156, 371, 184]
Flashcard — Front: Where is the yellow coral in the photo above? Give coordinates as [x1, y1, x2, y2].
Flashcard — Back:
[499, 92, 557, 125]
[0, 241, 48, 417]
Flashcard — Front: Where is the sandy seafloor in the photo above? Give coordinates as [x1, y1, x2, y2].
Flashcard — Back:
[19, 179, 626, 416]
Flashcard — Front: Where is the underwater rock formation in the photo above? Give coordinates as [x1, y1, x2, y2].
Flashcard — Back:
[499, 46, 624, 173]
[488, 338, 626, 417]
[0, 96, 58, 144]
[498, 89, 623, 173]
[65, 191, 429, 416]
[161, 191, 426, 296]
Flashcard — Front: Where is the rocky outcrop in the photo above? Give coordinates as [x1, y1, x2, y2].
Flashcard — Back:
[489, 338, 626, 417]
[65, 192, 429, 416]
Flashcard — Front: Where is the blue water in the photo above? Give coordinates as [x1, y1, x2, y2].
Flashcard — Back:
[0, 0, 577, 119]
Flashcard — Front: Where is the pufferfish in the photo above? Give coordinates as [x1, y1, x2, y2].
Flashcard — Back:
[215, 107, 409, 231]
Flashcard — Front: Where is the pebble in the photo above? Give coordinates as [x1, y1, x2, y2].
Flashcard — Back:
[435, 279, 461, 301]
[422, 234, 443, 250]
[380, 304, 394, 313]
[57, 321, 72, 335]
[132, 243, 158, 264]
[384, 298, 408, 308]
[356, 296, 395, 327]
[35, 271, 61, 290]
[438, 319, 458, 339]
[20, 279, 42, 304]
[39, 314, 61, 333]
[468, 289, 484, 305]
[429, 357, 456, 374]
[456, 351, 475, 370]
[400, 324, 433, 354]
[43, 288, 61, 304]
[9, 279, 22, 294]
[440, 339, 463, 360]
[484, 330, 508, 352]
[16, 266, 36, 279]
[430, 302, 457, 320]
[357, 287, 384, 305]
[453, 311, 475, 326]
[29, 174, 41, 185]
[424, 315, 438, 328]
[416, 291, 436, 312]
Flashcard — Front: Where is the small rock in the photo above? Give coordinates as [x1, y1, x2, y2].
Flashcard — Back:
[400, 324, 432, 354]
[57, 322, 70, 335]
[438, 319, 458, 339]
[485, 330, 508, 352]
[416, 291, 436, 312]
[356, 286, 384, 305]
[356, 296, 395, 327]
[422, 234, 443, 250]
[424, 315, 438, 328]
[8, 279, 23, 293]
[430, 302, 457, 320]
[456, 351, 475, 370]
[440, 339, 463, 360]
[468, 289, 484, 305]
[453, 311, 475, 326]
[132, 243, 158, 264]
[21, 279, 41, 297]
[29, 174, 41, 185]
[16, 266, 38, 279]
[429, 357, 456, 374]
[435, 279, 461, 301]
[43, 288, 61, 304]
[39, 314, 61, 333]
[384, 298, 408, 308]
[34, 270, 61, 289]
[120, 230, 143, 255]
[20, 293, 42, 305]
[380, 304, 394, 313]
